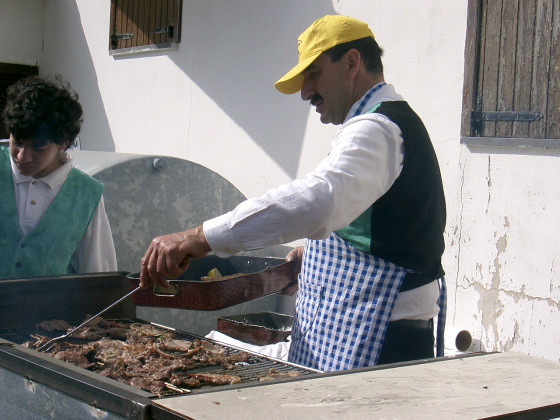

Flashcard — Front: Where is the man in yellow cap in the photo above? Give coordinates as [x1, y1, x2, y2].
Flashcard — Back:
[140, 15, 446, 371]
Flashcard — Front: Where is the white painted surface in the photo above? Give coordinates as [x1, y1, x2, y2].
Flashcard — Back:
[152, 353, 560, 419]
[0, 1, 558, 363]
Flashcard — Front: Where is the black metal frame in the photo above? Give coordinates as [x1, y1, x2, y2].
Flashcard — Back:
[0, 340, 153, 419]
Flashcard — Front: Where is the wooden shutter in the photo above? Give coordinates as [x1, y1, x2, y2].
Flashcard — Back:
[109, 0, 181, 52]
[461, 0, 560, 147]
[0, 64, 39, 140]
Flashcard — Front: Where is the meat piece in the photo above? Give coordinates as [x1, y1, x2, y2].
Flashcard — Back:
[192, 349, 251, 369]
[257, 368, 302, 382]
[158, 337, 193, 352]
[81, 317, 128, 330]
[129, 323, 174, 338]
[126, 330, 155, 345]
[197, 339, 225, 355]
[169, 374, 201, 388]
[53, 350, 93, 369]
[71, 327, 130, 341]
[188, 373, 241, 385]
[91, 338, 150, 364]
[22, 334, 50, 349]
[129, 376, 167, 396]
[102, 327, 130, 341]
[35, 320, 72, 332]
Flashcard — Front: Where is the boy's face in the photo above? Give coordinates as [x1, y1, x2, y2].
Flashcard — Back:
[9, 134, 68, 178]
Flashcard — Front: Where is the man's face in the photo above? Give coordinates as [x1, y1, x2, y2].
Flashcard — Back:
[9, 134, 67, 178]
[300, 53, 353, 125]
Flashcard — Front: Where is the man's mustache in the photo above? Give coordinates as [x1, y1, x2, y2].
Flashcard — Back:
[310, 94, 323, 106]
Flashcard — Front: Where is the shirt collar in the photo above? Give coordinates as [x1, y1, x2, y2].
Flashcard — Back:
[11, 152, 72, 190]
[344, 82, 389, 123]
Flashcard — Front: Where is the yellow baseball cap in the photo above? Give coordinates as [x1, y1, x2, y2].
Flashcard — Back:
[274, 15, 375, 95]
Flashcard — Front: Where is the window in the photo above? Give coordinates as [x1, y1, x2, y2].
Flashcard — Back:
[109, 0, 182, 56]
[0, 63, 39, 140]
[461, 0, 560, 148]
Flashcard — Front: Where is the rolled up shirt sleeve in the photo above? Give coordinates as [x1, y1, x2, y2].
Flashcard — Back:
[204, 114, 404, 257]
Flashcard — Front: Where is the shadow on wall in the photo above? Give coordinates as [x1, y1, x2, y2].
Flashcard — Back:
[43, 1, 338, 177]
[173, 2, 337, 179]
[113, 1, 337, 179]
[40, 1, 115, 152]
[40, 1, 354, 178]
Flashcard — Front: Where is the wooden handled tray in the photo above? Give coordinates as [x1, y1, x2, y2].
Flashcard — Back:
[127, 255, 296, 311]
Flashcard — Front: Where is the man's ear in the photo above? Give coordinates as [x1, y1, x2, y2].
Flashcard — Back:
[59, 140, 70, 151]
[346, 49, 361, 80]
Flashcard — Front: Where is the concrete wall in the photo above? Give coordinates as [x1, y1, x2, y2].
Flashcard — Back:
[1, 0, 558, 362]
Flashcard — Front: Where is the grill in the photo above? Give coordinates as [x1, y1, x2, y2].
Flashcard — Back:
[3, 319, 314, 396]
[0, 272, 319, 420]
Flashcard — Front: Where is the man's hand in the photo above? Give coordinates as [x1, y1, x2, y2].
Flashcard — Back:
[281, 246, 303, 296]
[139, 225, 211, 289]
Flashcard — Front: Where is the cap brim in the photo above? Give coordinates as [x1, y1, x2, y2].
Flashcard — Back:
[274, 52, 321, 94]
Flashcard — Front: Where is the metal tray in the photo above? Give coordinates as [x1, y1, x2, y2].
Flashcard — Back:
[128, 255, 296, 311]
[217, 311, 293, 346]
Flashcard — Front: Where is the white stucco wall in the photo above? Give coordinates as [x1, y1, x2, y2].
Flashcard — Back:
[0, 0, 43, 66]
[1, 0, 558, 363]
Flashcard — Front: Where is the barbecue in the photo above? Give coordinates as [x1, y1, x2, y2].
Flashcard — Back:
[0, 271, 319, 420]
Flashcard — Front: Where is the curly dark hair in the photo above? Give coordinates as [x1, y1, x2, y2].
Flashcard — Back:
[2, 74, 83, 150]
[325, 37, 384, 74]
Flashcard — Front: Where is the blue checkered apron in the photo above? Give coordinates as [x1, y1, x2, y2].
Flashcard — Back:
[287, 232, 406, 371]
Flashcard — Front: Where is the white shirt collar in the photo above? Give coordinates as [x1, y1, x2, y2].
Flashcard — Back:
[11, 151, 72, 190]
[344, 83, 404, 124]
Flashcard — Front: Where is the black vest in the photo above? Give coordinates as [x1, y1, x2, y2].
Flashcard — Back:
[370, 101, 446, 290]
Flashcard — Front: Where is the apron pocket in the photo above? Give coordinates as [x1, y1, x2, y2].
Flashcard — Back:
[293, 281, 323, 335]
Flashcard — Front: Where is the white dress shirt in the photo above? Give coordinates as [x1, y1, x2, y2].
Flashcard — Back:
[11, 152, 117, 274]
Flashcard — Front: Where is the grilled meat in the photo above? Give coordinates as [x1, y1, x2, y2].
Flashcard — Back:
[35, 320, 72, 332]
[188, 373, 241, 385]
[257, 368, 302, 382]
[24, 318, 253, 397]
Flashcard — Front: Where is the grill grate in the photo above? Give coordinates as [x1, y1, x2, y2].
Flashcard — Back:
[0, 327, 34, 345]
[1, 318, 317, 397]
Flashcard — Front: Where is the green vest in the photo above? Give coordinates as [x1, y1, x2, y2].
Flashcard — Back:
[335, 103, 381, 253]
[0, 147, 104, 278]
